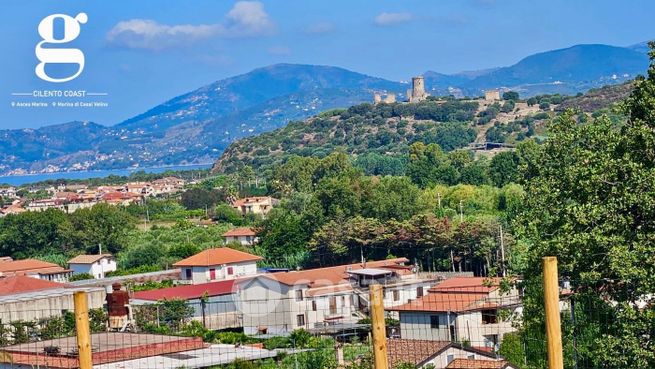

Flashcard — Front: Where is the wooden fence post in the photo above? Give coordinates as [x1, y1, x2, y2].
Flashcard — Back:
[370, 284, 389, 369]
[74, 291, 93, 369]
[543, 256, 564, 369]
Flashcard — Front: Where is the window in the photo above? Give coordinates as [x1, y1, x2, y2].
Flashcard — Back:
[468, 355, 475, 360]
[209, 268, 216, 280]
[312, 301, 317, 311]
[295, 290, 304, 302]
[246, 236, 252, 242]
[329, 296, 337, 314]
[430, 315, 440, 329]
[296, 314, 305, 327]
[447, 355, 454, 364]
[416, 287, 424, 298]
[393, 290, 400, 301]
[481, 310, 498, 324]
[227, 266, 234, 276]
[185, 268, 192, 279]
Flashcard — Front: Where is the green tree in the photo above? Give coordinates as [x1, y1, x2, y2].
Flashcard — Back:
[516, 43, 655, 368]
[362, 176, 420, 221]
[0, 209, 73, 258]
[407, 143, 459, 187]
[502, 91, 519, 101]
[488, 151, 520, 187]
[180, 188, 222, 210]
[257, 207, 308, 267]
[69, 203, 136, 254]
[498, 332, 526, 367]
[315, 176, 361, 218]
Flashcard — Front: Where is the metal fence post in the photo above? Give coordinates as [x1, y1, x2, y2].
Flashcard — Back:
[370, 284, 389, 369]
[543, 256, 564, 369]
[74, 291, 93, 369]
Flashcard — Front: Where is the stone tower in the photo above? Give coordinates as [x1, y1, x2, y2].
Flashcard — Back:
[408, 76, 428, 103]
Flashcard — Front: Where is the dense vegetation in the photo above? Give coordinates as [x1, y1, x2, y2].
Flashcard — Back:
[511, 43, 655, 368]
[215, 98, 479, 173]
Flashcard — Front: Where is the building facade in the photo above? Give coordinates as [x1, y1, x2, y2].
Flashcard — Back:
[173, 248, 262, 284]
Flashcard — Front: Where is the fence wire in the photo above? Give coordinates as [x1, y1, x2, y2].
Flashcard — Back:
[0, 278, 628, 369]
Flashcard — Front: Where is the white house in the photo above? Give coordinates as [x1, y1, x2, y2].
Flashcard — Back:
[222, 227, 259, 246]
[236, 258, 441, 335]
[173, 247, 262, 284]
[389, 277, 521, 351]
[68, 254, 117, 279]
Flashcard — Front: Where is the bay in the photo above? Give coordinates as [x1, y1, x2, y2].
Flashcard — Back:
[0, 164, 212, 186]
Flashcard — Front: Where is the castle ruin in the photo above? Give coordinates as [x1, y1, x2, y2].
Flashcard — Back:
[407, 76, 429, 103]
[373, 75, 428, 104]
[373, 92, 396, 104]
[484, 89, 501, 101]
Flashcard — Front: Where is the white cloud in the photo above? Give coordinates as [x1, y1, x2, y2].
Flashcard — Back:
[224, 1, 274, 37]
[107, 1, 274, 50]
[373, 12, 413, 27]
[304, 21, 335, 35]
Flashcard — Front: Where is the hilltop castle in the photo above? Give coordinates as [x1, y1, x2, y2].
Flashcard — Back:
[407, 76, 429, 103]
[373, 75, 429, 104]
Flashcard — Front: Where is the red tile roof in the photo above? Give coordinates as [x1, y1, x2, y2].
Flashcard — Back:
[0, 259, 66, 275]
[172, 248, 262, 267]
[68, 254, 113, 264]
[386, 339, 451, 368]
[446, 358, 509, 369]
[429, 277, 502, 294]
[222, 227, 257, 237]
[232, 196, 275, 207]
[264, 258, 409, 287]
[132, 279, 237, 301]
[0, 276, 67, 296]
[388, 291, 488, 313]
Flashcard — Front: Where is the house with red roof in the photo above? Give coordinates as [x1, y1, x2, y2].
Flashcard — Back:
[222, 227, 259, 246]
[237, 258, 441, 335]
[230, 196, 279, 216]
[388, 277, 521, 351]
[386, 339, 516, 369]
[68, 254, 117, 279]
[131, 279, 242, 330]
[0, 258, 72, 283]
[173, 247, 262, 284]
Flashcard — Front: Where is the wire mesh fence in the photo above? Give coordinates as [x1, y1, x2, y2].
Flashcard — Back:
[0, 274, 631, 369]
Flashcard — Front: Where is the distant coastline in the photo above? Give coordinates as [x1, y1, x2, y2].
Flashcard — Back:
[0, 163, 213, 186]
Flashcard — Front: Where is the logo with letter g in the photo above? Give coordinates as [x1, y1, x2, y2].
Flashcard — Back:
[35, 13, 88, 83]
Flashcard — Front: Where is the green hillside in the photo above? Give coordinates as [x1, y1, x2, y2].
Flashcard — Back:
[214, 98, 484, 173]
[213, 84, 632, 174]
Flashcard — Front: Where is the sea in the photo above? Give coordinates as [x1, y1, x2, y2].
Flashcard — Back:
[0, 164, 213, 186]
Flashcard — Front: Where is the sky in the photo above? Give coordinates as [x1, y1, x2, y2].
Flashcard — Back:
[1, 0, 654, 129]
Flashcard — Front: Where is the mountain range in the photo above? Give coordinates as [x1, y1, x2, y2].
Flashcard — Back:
[0, 42, 650, 175]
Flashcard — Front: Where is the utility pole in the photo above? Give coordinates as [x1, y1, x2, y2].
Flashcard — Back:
[459, 200, 464, 222]
[499, 225, 506, 278]
[450, 249, 455, 272]
[437, 192, 442, 209]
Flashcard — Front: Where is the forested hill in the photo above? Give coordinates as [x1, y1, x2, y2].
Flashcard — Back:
[213, 98, 481, 173]
[213, 82, 634, 174]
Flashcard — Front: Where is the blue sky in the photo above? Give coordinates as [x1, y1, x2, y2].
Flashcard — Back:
[2, 0, 654, 129]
